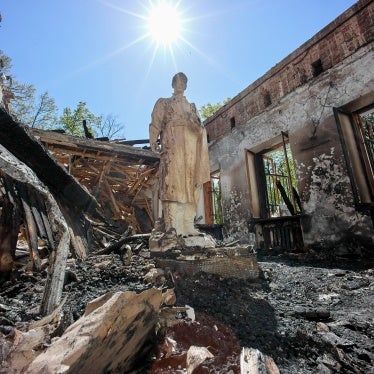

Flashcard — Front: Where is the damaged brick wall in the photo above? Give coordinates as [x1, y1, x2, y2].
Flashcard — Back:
[205, 0, 373, 141]
[205, 0, 374, 255]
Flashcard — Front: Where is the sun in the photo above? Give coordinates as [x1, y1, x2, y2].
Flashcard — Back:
[146, 2, 183, 46]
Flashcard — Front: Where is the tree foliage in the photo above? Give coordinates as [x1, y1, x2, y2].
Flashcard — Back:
[30, 91, 59, 129]
[1, 50, 58, 128]
[12, 87, 58, 129]
[199, 97, 231, 121]
[1, 50, 124, 139]
[60, 102, 101, 137]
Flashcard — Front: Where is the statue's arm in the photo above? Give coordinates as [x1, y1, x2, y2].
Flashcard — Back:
[149, 99, 164, 152]
[188, 103, 205, 132]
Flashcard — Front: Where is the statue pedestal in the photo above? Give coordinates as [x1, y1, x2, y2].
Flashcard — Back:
[149, 227, 259, 280]
[149, 226, 216, 253]
[154, 247, 259, 280]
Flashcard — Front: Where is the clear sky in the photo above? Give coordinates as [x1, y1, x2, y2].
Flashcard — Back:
[1, 0, 357, 140]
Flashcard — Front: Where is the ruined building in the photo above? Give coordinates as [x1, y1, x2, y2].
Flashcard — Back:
[202, 0, 374, 257]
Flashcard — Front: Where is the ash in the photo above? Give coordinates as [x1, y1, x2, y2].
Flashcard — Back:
[0, 249, 373, 373]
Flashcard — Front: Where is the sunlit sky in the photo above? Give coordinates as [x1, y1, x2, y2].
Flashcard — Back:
[1, 0, 357, 140]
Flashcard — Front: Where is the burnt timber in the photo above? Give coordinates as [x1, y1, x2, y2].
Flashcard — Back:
[30, 128, 160, 232]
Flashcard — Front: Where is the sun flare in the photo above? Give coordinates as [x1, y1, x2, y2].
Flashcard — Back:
[146, 2, 183, 46]
[95, 0, 201, 73]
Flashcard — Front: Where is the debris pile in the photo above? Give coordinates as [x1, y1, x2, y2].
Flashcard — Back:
[1, 245, 373, 373]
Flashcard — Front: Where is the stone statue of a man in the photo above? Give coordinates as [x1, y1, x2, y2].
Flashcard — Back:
[149, 72, 210, 236]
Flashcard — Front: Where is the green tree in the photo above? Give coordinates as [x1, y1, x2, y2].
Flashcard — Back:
[30, 91, 58, 129]
[363, 112, 374, 123]
[1, 50, 58, 128]
[8, 81, 35, 123]
[199, 98, 231, 121]
[11, 87, 58, 129]
[60, 101, 101, 137]
[1, 50, 122, 138]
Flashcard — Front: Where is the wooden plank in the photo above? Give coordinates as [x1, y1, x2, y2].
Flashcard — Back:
[19, 189, 42, 272]
[31, 128, 159, 165]
[28, 290, 162, 374]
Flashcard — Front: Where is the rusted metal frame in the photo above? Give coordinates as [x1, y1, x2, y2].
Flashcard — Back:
[256, 217, 302, 250]
[281, 131, 298, 215]
[262, 155, 282, 216]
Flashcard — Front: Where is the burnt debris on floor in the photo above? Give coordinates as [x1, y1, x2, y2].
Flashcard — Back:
[0, 247, 373, 373]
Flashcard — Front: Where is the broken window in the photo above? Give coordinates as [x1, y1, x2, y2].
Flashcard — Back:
[248, 133, 301, 219]
[334, 104, 374, 210]
[312, 58, 324, 77]
[246, 133, 303, 251]
[203, 171, 223, 225]
[230, 117, 236, 130]
[211, 171, 223, 224]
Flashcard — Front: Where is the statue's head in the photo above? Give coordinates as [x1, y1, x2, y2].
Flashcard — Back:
[172, 72, 188, 90]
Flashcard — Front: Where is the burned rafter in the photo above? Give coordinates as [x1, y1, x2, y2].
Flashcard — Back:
[31, 128, 159, 166]
[30, 127, 160, 232]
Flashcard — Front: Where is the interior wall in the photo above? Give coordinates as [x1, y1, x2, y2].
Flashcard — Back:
[207, 45, 374, 253]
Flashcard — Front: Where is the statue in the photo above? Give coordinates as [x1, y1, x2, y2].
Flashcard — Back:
[149, 72, 210, 238]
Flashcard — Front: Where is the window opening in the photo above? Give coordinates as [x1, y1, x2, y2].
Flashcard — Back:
[312, 59, 324, 77]
[334, 103, 374, 208]
[230, 117, 236, 130]
[246, 135, 304, 251]
[263, 91, 272, 107]
[211, 171, 223, 224]
[261, 135, 301, 218]
[355, 108, 374, 194]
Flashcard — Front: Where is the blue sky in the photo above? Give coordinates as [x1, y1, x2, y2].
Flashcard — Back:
[1, 0, 357, 140]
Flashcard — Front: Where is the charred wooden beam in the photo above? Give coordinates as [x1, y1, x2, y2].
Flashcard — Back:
[0, 144, 70, 314]
[0, 109, 100, 216]
[30, 128, 159, 166]
[19, 187, 42, 271]
[0, 175, 21, 273]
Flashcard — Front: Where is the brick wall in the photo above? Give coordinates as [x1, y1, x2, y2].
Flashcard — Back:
[205, 0, 373, 142]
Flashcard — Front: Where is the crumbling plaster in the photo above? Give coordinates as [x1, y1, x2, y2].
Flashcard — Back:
[208, 42, 374, 251]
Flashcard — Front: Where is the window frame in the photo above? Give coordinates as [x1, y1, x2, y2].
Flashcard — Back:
[334, 105, 374, 209]
[245, 132, 301, 219]
[203, 170, 223, 225]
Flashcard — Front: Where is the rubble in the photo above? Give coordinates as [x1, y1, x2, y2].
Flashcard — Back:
[1, 248, 372, 373]
[25, 289, 162, 374]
